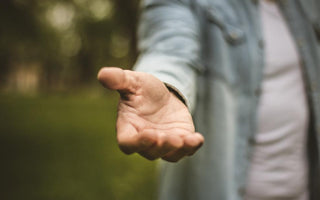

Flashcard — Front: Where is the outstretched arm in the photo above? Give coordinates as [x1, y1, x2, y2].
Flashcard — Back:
[134, 0, 203, 112]
[98, 0, 204, 162]
[98, 67, 203, 162]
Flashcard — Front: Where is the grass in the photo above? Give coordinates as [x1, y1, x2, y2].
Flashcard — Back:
[0, 92, 157, 200]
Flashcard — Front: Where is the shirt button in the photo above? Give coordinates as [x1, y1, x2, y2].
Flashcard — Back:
[254, 88, 261, 96]
[230, 32, 240, 41]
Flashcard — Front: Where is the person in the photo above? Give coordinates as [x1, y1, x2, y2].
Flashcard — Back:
[98, 0, 320, 199]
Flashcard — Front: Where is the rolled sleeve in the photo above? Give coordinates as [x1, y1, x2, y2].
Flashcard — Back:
[133, 0, 203, 112]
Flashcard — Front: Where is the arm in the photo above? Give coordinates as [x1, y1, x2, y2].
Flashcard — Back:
[134, 0, 203, 112]
[98, 0, 204, 162]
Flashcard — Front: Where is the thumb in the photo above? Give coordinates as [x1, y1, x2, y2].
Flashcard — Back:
[97, 67, 138, 94]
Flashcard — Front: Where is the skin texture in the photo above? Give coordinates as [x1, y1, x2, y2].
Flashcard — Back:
[97, 67, 204, 162]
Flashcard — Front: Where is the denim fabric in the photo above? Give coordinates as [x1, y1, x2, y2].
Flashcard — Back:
[134, 0, 320, 199]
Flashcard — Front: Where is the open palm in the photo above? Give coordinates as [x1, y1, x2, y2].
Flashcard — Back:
[98, 67, 204, 162]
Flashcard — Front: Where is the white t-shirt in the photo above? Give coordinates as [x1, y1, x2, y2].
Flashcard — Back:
[245, 1, 309, 199]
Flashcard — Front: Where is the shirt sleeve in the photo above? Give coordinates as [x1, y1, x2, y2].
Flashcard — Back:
[133, 0, 203, 113]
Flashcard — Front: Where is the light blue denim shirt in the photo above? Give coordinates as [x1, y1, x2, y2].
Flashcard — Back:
[134, 0, 320, 199]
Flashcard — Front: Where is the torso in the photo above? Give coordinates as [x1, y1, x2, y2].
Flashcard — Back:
[245, 1, 309, 199]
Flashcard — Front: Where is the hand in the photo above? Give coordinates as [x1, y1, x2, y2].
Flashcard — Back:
[97, 67, 204, 162]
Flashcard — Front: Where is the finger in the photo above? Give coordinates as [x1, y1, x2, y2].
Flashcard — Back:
[185, 133, 204, 156]
[116, 122, 139, 154]
[117, 131, 157, 155]
[97, 67, 139, 94]
[116, 122, 156, 154]
[139, 133, 183, 160]
[161, 147, 186, 162]
[161, 133, 204, 162]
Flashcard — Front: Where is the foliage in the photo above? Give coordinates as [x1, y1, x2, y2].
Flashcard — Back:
[0, 0, 140, 91]
[0, 2, 157, 199]
[0, 93, 157, 200]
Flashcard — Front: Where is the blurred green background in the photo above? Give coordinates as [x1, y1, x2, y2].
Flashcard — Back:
[0, 0, 157, 200]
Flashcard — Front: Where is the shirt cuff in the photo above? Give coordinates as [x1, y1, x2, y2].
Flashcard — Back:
[164, 82, 187, 106]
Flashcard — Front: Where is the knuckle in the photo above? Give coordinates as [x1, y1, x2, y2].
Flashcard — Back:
[140, 136, 156, 148]
[139, 132, 158, 148]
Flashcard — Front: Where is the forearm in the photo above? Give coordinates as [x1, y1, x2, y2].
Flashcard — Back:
[133, 0, 202, 112]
